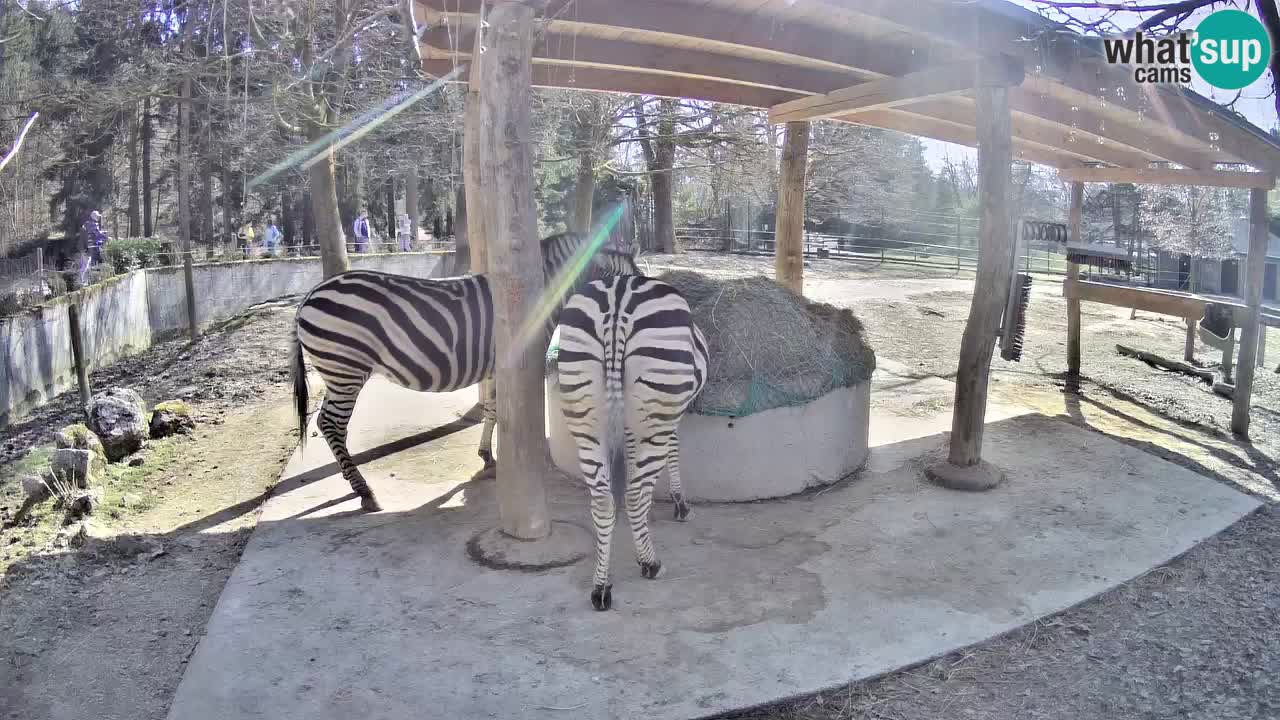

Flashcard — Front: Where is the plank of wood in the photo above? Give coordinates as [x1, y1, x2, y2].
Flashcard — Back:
[1058, 167, 1276, 190]
[774, 121, 809, 294]
[768, 55, 1022, 124]
[1115, 344, 1214, 384]
[948, 78, 1012, 468]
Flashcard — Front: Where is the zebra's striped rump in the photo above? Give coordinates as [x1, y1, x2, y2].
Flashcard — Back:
[555, 275, 709, 610]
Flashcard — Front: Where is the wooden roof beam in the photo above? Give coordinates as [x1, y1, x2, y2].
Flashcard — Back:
[422, 58, 800, 108]
[841, 109, 1082, 169]
[421, 27, 868, 95]
[416, 0, 939, 79]
[767, 55, 1023, 124]
[1008, 87, 1215, 170]
[1058, 167, 1276, 189]
[871, 96, 1153, 169]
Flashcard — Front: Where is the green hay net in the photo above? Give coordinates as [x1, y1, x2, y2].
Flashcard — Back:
[546, 271, 877, 418]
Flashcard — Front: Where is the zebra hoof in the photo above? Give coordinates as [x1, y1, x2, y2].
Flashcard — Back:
[478, 449, 495, 468]
[673, 500, 692, 522]
[640, 560, 663, 579]
[591, 584, 612, 611]
[360, 494, 383, 512]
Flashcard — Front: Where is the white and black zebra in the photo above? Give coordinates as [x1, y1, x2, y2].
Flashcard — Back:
[290, 232, 638, 512]
[555, 275, 709, 611]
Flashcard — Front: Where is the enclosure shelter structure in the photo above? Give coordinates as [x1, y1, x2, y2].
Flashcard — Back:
[413, 0, 1280, 529]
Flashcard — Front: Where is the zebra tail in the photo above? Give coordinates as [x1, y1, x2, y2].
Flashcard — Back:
[291, 324, 309, 449]
[605, 388, 626, 510]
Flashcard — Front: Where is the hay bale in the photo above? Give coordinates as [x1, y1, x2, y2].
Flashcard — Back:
[547, 272, 876, 418]
[657, 271, 875, 416]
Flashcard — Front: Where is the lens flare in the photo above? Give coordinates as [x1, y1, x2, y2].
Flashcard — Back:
[504, 204, 627, 368]
[248, 66, 464, 191]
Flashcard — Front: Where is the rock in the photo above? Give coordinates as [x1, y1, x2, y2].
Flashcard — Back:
[88, 388, 148, 462]
[50, 448, 104, 489]
[64, 489, 102, 522]
[149, 400, 196, 439]
[52, 424, 107, 461]
[119, 493, 141, 508]
[56, 522, 91, 549]
[20, 474, 50, 502]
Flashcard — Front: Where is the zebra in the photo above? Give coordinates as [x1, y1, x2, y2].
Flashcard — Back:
[555, 275, 709, 611]
[290, 232, 639, 512]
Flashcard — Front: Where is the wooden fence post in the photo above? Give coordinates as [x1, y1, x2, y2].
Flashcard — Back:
[1066, 181, 1084, 375]
[1184, 317, 1196, 362]
[68, 302, 91, 416]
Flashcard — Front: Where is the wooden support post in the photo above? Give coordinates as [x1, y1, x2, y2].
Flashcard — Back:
[929, 71, 1012, 490]
[1231, 188, 1269, 438]
[774, 121, 809, 295]
[479, 1, 551, 540]
[68, 302, 91, 416]
[462, 4, 488, 276]
[1258, 325, 1267, 368]
[1184, 317, 1196, 362]
[1066, 181, 1084, 375]
[1222, 328, 1236, 384]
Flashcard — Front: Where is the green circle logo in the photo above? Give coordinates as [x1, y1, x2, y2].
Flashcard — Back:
[1192, 10, 1272, 90]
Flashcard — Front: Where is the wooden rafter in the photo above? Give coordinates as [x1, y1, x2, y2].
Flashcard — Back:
[1058, 167, 1277, 189]
[414, 0, 1280, 174]
[767, 56, 1023, 125]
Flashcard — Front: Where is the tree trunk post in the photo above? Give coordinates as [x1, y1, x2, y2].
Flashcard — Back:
[68, 302, 91, 417]
[463, 6, 489, 275]
[405, 168, 420, 249]
[178, 76, 199, 342]
[479, 0, 552, 541]
[1067, 181, 1084, 375]
[774, 120, 809, 295]
[1231, 188, 1269, 438]
[1222, 327, 1237, 385]
[928, 68, 1015, 491]
[1184, 316, 1196, 362]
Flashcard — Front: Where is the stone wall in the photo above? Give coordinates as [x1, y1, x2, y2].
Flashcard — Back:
[1, 252, 446, 425]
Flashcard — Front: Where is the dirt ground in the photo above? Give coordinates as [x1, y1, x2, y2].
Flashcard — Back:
[0, 299, 301, 720]
[2, 253, 1279, 720]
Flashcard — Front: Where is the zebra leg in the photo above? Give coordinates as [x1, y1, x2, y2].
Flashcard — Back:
[627, 434, 664, 580]
[477, 378, 497, 470]
[317, 383, 381, 512]
[588, 487, 616, 611]
[665, 430, 692, 522]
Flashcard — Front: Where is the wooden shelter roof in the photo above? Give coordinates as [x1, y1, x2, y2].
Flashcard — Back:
[414, 0, 1280, 185]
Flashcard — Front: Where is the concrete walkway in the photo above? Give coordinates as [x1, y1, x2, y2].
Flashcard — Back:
[166, 362, 1258, 720]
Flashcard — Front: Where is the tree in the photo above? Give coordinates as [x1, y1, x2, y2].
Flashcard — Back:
[1029, 0, 1280, 119]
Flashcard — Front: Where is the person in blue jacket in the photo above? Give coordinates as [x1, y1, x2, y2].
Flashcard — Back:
[352, 210, 371, 253]
[77, 209, 108, 286]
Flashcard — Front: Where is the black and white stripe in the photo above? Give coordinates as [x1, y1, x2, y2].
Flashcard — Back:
[291, 232, 637, 512]
[555, 275, 709, 610]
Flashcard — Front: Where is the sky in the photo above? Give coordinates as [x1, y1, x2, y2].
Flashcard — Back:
[920, 0, 1278, 171]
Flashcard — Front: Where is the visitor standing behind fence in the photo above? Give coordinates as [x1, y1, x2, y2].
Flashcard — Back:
[77, 210, 108, 287]
[265, 221, 282, 256]
[397, 213, 412, 252]
[353, 210, 371, 253]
